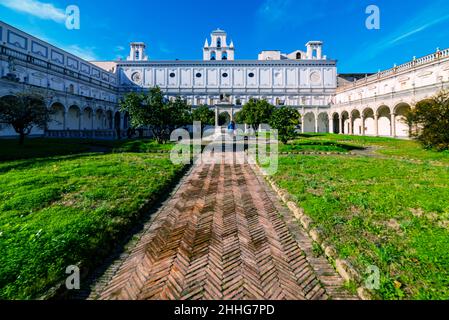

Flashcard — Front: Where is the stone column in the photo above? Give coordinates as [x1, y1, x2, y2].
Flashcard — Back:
[374, 115, 379, 136]
[349, 116, 353, 135]
[301, 114, 305, 134]
[63, 110, 67, 130]
[78, 111, 82, 131]
[317, 46, 322, 59]
[120, 113, 125, 130]
[215, 106, 219, 127]
[391, 113, 396, 137]
[361, 116, 366, 136]
[314, 114, 319, 133]
[340, 116, 344, 134]
[329, 117, 333, 134]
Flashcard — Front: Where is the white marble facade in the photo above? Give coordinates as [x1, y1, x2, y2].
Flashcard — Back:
[1, 20, 449, 138]
[117, 29, 336, 109]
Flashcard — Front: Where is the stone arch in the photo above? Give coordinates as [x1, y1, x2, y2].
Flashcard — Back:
[377, 105, 391, 136]
[95, 108, 105, 129]
[124, 112, 130, 130]
[303, 112, 316, 133]
[332, 112, 340, 134]
[114, 111, 121, 130]
[105, 110, 113, 129]
[351, 109, 362, 135]
[67, 105, 81, 130]
[218, 111, 231, 126]
[82, 107, 93, 130]
[362, 107, 376, 136]
[48, 102, 65, 130]
[317, 112, 329, 133]
[0, 95, 19, 134]
[394, 102, 412, 137]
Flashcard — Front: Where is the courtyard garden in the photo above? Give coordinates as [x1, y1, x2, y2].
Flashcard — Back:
[272, 134, 449, 299]
[0, 139, 186, 299]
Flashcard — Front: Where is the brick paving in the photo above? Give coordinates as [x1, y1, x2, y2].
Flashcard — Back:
[91, 152, 354, 300]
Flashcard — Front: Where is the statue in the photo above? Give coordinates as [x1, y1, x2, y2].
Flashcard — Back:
[7, 56, 16, 73]
[2, 57, 19, 82]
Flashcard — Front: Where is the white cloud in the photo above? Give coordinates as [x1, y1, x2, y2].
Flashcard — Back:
[21, 29, 100, 61]
[0, 0, 66, 23]
[257, 0, 293, 23]
[61, 44, 99, 61]
[114, 45, 125, 52]
[387, 14, 449, 46]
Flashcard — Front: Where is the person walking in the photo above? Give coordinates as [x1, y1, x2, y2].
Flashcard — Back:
[228, 121, 236, 136]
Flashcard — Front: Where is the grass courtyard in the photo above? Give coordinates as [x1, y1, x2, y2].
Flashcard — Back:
[0, 139, 185, 299]
[0, 135, 448, 300]
[273, 134, 449, 299]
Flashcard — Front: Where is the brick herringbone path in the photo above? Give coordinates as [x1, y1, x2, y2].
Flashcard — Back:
[92, 154, 351, 300]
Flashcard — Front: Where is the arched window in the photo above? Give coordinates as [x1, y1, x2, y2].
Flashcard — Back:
[296, 52, 301, 59]
[211, 51, 216, 60]
[135, 51, 140, 60]
[68, 84, 74, 94]
[217, 37, 221, 48]
[222, 52, 228, 60]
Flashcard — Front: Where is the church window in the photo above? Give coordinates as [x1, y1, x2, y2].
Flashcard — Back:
[135, 51, 140, 60]
[222, 73, 228, 78]
[296, 52, 301, 59]
[170, 72, 176, 78]
[211, 51, 216, 60]
[222, 52, 228, 60]
[248, 72, 255, 78]
[196, 73, 202, 78]
[217, 38, 221, 48]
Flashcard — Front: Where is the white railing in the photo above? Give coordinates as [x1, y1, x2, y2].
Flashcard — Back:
[45, 130, 124, 140]
[339, 47, 449, 91]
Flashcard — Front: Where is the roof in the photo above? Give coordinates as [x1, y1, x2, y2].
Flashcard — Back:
[212, 28, 226, 34]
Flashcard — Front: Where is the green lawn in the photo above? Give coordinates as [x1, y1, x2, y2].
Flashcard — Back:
[0, 138, 176, 162]
[0, 139, 185, 299]
[298, 134, 449, 163]
[278, 137, 363, 153]
[273, 134, 449, 299]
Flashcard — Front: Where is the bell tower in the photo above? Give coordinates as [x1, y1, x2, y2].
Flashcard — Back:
[127, 42, 148, 61]
[203, 29, 235, 61]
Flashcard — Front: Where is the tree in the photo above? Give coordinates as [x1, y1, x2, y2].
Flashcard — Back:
[0, 93, 51, 145]
[237, 98, 275, 131]
[409, 90, 449, 150]
[234, 110, 245, 124]
[218, 112, 230, 126]
[192, 105, 214, 132]
[119, 87, 191, 144]
[269, 106, 300, 144]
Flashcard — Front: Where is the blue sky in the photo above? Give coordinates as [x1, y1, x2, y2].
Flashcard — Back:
[1, 0, 449, 73]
